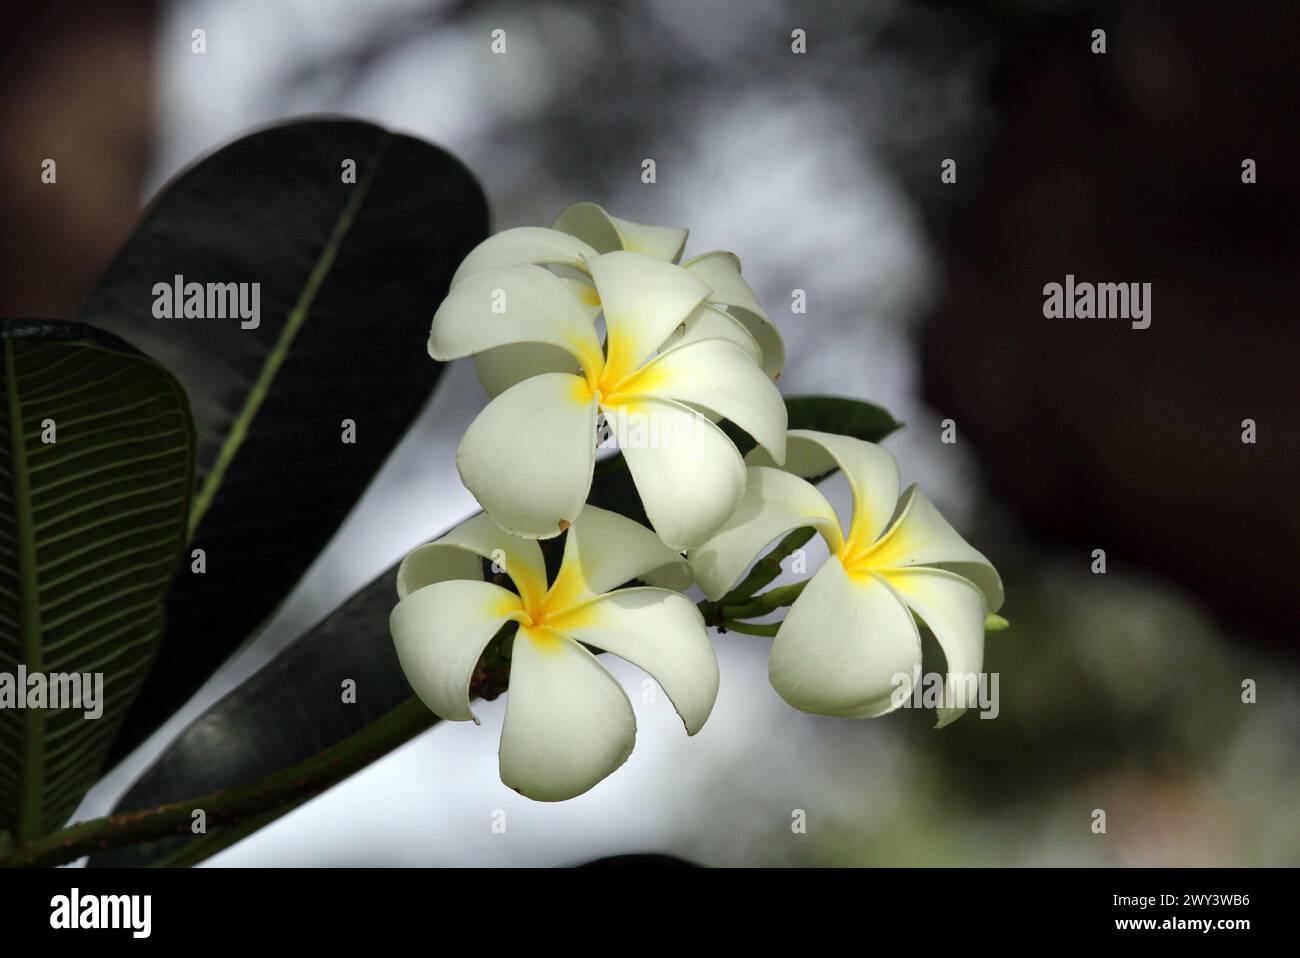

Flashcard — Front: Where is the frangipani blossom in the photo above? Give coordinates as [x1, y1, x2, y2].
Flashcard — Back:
[689, 430, 1004, 726]
[429, 250, 787, 549]
[390, 505, 718, 802]
[451, 202, 786, 387]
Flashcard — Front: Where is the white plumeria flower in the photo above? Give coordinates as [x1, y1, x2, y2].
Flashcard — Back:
[429, 250, 788, 549]
[689, 430, 1004, 727]
[390, 505, 719, 802]
[451, 201, 786, 391]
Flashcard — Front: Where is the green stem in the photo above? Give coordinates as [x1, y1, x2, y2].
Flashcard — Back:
[719, 619, 780, 637]
[724, 527, 814, 603]
[0, 696, 436, 868]
[717, 581, 808, 621]
[152, 803, 306, 868]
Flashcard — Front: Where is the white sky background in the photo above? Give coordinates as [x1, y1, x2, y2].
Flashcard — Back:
[72, 0, 1000, 865]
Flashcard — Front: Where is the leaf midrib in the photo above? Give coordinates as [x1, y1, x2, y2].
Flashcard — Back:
[187, 135, 391, 535]
[3, 340, 46, 839]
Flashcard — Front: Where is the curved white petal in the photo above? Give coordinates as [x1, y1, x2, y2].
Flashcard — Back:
[749, 430, 900, 547]
[397, 511, 550, 609]
[429, 265, 603, 373]
[547, 505, 692, 609]
[550, 589, 718, 735]
[867, 486, 1004, 612]
[499, 627, 636, 801]
[457, 373, 598, 540]
[472, 342, 581, 398]
[450, 227, 597, 286]
[683, 251, 785, 379]
[620, 338, 787, 462]
[469, 278, 600, 397]
[688, 466, 843, 600]
[395, 544, 482, 599]
[883, 568, 986, 728]
[663, 303, 762, 364]
[769, 558, 921, 718]
[606, 396, 746, 551]
[587, 252, 710, 384]
[563, 276, 602, 312]
[390, 580, 522, 724]
[554, 202, 689, 262]
[553, 201, 623, 252]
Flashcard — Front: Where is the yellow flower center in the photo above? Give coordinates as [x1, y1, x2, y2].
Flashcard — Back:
[511, 551, 600, 647]
[834, 520, 906, 579]
[573, 361, 639, 410]
[518, 601, 548, 630]
[573, 341, 675, 413]
[835, 529, 869, 571]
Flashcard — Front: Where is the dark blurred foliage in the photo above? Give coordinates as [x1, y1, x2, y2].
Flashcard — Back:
[920, 0, 1300, 642]
[0, 1, 159, 319]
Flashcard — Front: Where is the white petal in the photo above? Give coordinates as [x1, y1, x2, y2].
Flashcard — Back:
[469, 278, 600, 397]
[397, 511, 549, 609]
[562, 277, 602, 310]
[769, 558, 921, 718]
[472, 342, 581, 398]
[640, 565, 694, 592]
[606, 396, 746, 551]
[867, 486, 1004, 611]
[395, 544, 482, 599]
[554, 201, 688, 262]
[550, 589, 718, 735]
[390, 580, 522, 723]
[547, 505, 692, 608]
[499, 627, 635, 801]
[883, 568, 986, 728]
[450, 227, 597, 286]
[429, 265, 603, 373]
[619, 338, 787, 462]
[683, 251, 785, 378]
[587, 251, 710, 384]
[749, 430, 900, 546]
[553, 202, 623, 252]
[457, 373, 598, 540]
[663, 303, 762, 364]
[688, 466, 843, 600]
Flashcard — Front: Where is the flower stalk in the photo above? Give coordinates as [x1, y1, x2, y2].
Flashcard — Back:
[0, 697, 438, 869]
[718, 620, 780, 637]
[712, 581, 809, 623]
[719, 526, 815, 602]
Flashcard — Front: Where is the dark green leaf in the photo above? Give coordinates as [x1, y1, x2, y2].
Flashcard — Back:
[80, 119, 489, 761]
[783, 394, 902, 443]
[0, 320, 193, 838]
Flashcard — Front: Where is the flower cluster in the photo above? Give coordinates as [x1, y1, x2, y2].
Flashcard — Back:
[391, 202, 1004, 801]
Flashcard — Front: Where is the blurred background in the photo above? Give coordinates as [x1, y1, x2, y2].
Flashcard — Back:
[4, 0, 1296, 865]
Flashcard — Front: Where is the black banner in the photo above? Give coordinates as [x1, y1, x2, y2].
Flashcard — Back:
[0, 866, 1284, 945]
